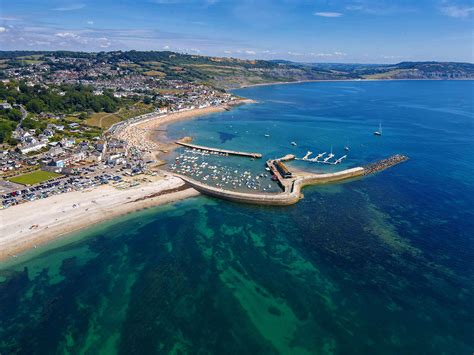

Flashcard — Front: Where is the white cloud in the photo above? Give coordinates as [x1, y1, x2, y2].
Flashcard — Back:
[314, 12, 343, 18]
[310, 51, 347, 57]
[152, 0, 218, 4]
[288, 51, 303, 56]
[0, 16, 20, 21]
[163, 45, 170, 49]
[53, 3, 85, 11]
[245, 50, 256, 55]
[440, 3, 474, 18]
[87, 20, 94, 25]
[0, 27, 6, 33]
[55, 32, 79, 38]
[345, 1, 413, 15]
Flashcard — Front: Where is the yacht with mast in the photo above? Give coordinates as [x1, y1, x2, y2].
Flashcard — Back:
[374, 123, 382, 136]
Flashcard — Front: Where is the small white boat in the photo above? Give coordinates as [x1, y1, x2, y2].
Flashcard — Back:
[312, 152, 326, 162]
[323, 154, 334, 163]
[344, 146, 350, 151]
[334, 155, 347, 164]
[291, 141, 297, 146]
[264, 134, 270, 137]
[374, 123, 382, 136]
[323, 146, 334, 162]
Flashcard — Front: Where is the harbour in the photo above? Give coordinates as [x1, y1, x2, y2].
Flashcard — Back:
[1, 80, 472, 354]
[172, 144, 408, 205]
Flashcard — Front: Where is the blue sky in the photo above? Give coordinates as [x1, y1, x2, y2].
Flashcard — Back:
[0, 0, 473, 63]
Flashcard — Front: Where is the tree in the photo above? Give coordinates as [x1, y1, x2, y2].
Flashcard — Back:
[6, 108, 22, 122]
[26, 99, 46, 113]
[0, 119, 15, 143]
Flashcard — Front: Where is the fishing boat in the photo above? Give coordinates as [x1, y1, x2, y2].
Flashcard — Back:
[374, 123, 382, 136]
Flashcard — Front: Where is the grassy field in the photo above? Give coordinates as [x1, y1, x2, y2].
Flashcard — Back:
[86, 112, 121, 129]
[86, 104, 154, 129]
[8, 170, 62, 186]
[363, 69, 407, 79]
[143, 70, 166, 77]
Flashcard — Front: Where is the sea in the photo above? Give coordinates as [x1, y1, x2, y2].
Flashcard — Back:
[1, 80, 473, 354]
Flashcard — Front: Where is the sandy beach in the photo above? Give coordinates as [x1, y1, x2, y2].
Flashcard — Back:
[0, 176, 199, 261]
[114, 99, 255, 161]
[0, 99, 254, 262]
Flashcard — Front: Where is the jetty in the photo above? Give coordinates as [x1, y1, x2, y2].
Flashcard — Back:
[175, 141, 262, 159]
[177, 154, 408, 206]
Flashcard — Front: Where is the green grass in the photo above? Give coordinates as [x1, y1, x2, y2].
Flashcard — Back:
[85, 104, 154, 129]
[8, 170, 62, 186]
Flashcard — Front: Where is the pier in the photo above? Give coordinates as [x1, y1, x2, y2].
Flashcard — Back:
[175, 141, 262, 159]
[177, 154, 408, 206]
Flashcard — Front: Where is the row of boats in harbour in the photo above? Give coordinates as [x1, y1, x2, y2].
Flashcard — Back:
[169, 149, 278, 192]
[291, 124, 383, 165]
[296, 150, 347, 165]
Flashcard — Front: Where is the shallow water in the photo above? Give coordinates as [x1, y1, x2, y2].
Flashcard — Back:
[1, 81, 473, 354]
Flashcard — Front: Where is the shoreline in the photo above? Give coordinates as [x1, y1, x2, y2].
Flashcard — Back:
[0, 176, 200, 262]
[114, 98, 256, 162]
[236, 77, 474, 89]
[0, 99, 254, 263]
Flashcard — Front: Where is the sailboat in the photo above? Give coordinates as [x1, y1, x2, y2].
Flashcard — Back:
[323, 146, 334, 163]
[374, 123, 382, 136]
[312, 152, 326, 162]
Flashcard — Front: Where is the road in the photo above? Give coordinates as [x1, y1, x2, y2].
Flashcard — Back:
[14, 104, 28, 131]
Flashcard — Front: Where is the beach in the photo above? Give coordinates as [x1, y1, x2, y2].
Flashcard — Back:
[0, 99, 254, 261]
[114, 99, 255, 161]
[0, 175, 199, 261]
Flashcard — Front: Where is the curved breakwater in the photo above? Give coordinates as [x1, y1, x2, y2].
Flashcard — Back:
[177, 155, 409, 206]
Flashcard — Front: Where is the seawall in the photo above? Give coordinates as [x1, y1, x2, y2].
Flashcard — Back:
[176, 155, 408, 206]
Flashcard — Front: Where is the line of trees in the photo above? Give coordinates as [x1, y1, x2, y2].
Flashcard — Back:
[0, 82, 119, 114]
[0, 81, 136, 144]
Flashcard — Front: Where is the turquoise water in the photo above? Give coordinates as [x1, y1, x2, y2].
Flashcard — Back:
[1, 81, 473, 354]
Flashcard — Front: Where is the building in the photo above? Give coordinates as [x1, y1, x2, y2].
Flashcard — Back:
[20, 142, 47, 154]
[0, 102, 12, 110]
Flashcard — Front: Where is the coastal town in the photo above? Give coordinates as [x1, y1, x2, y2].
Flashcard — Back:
[0, 50, 409, 260]
[0, 52, 240, 210]
[1, 0, 473, 352]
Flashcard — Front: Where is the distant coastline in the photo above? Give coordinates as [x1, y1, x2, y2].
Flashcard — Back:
[237, 77, 474, 89]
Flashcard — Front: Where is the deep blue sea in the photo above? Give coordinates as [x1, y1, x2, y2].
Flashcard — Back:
[1, 81, 473, 354]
